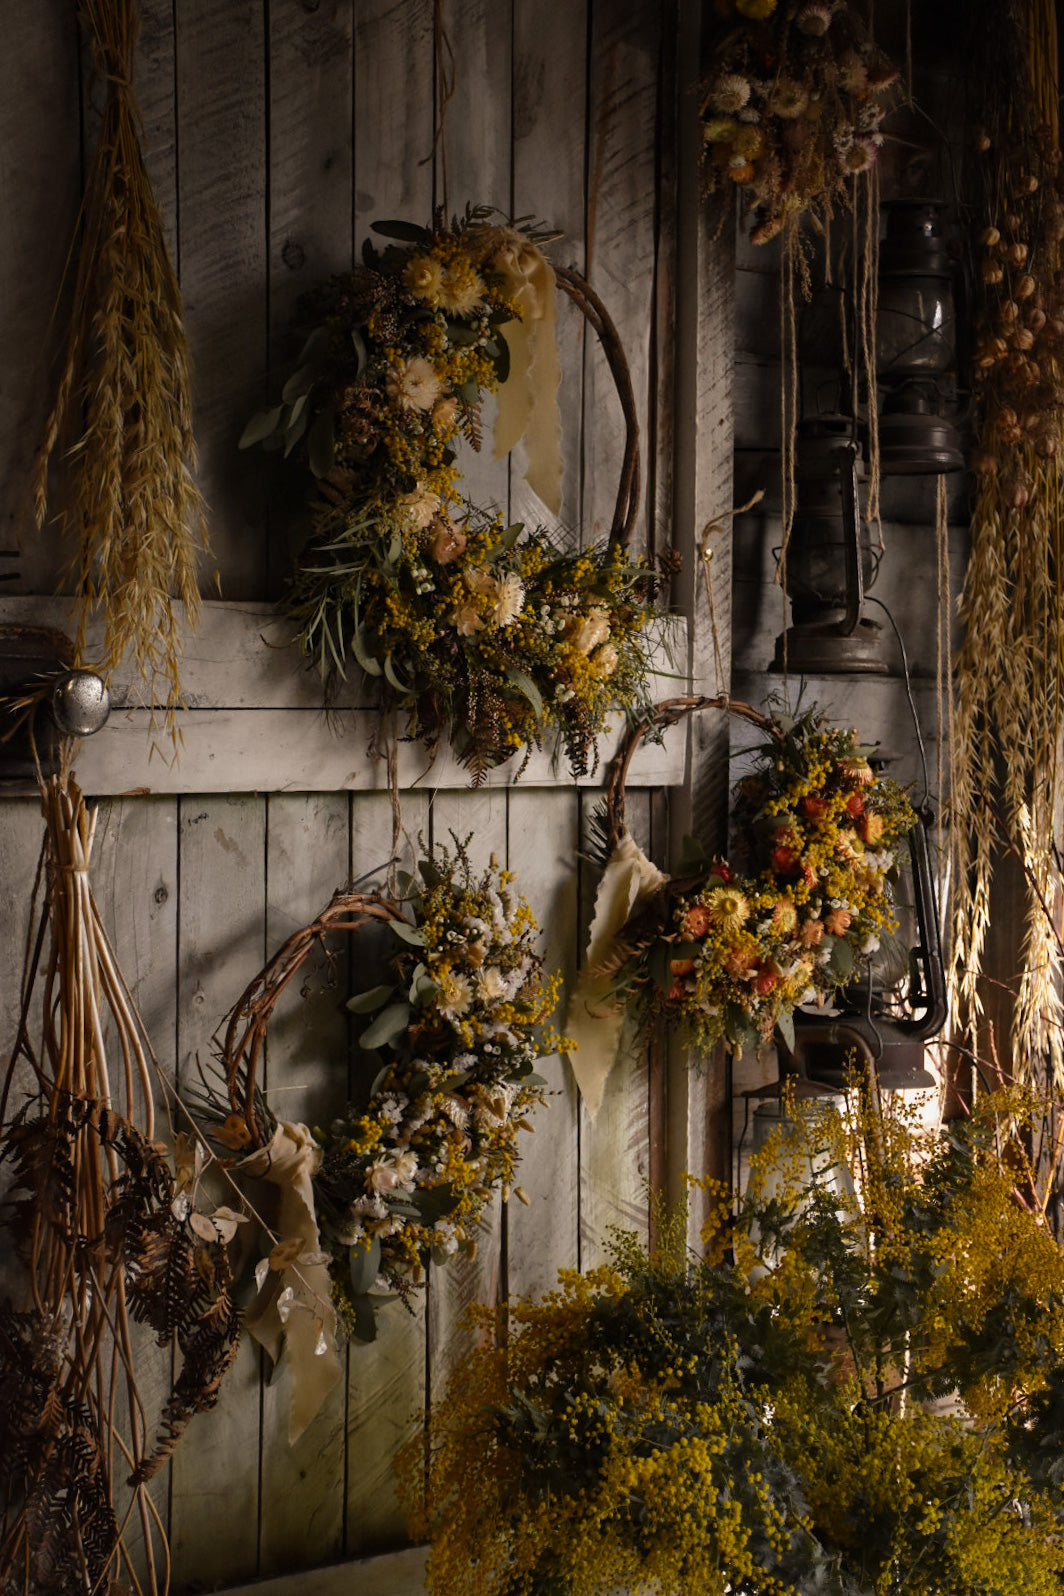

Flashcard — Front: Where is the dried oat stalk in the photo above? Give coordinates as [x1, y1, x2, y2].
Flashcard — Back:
[32, 0, 208, 749]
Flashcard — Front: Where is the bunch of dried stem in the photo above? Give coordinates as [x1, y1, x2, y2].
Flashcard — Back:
[0, 770, 239, 1596]
[32, 0, 207, 750]
[950, 0, 1064, 1091]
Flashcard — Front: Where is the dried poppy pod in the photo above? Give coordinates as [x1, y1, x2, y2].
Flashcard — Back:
[974, 128, 991, 152]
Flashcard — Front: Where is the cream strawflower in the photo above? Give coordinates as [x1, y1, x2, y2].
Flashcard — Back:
[706, 73, 751, 114]
[493, 572, 525, 628]
[403, 253, 445, 302]
[436, 970, 474, 1019]
[568, 607, 611, 655]
[592, 642, 619, 678]
[474, 966, 508, 1004]
[438, 266, 485, 317]
[386, 356, 441, 412]
[397, 484, 441, 530]
[451, 599, 485, 637]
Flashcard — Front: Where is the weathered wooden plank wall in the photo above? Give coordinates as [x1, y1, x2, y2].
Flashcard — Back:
[0, 1, 730, 1589]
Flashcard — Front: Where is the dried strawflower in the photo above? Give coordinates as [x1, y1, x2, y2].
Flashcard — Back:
[796, 1, 835, 35]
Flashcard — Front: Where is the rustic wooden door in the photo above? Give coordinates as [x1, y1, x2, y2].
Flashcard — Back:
[0, 1, 734, 1588]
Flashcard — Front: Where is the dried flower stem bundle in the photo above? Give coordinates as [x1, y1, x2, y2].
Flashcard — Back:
[0, 773, 239, 1595]
[950, 0, 1064, 1089]
[32, 0, 207, 748]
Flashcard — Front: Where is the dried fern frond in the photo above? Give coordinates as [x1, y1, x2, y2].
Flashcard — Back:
[32, 0, 208, 751]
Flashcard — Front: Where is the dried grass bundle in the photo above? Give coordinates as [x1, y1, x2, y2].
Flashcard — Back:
[950, 0, 1064, 1088]
[32, 0, 208, 749]
[0, 773, 239, 1595]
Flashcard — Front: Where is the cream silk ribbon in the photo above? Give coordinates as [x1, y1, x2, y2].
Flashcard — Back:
[492, 236, 563, 515]
[240, 1121, 342, 1444]
[564, 832, 667, 1118]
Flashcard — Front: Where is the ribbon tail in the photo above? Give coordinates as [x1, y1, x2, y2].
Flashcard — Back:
[564, 833, 668, 1118]
[522, 283, 563, 516]
[493, 319, 534, 463]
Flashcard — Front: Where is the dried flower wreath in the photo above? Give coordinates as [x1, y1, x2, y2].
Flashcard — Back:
[569, 697, 914, 1087]
[201, 838, 564, 1433]
[241, 206, 661, 780]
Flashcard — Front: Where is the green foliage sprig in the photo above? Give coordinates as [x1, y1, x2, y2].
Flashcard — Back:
[402, 1088, 1064, 1596]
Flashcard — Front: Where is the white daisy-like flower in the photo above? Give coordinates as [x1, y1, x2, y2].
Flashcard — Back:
[493, 572, 525, 627]
[385, 355, 441, 412]
[705, 73, 751, 113]
[436, 970, 474, 1020]
[474, 966, 508, 1004]
[438, 269, 485, 317]
[403, 252, 445, 302]
[592, 642, 619, 678]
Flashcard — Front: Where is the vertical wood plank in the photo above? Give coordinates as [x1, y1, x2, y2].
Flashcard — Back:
[89, 796, 180, 1582]
[176, 0, 268, 599]
[0, 799, 47, 1187]
[510, 0, 588, 538]
[169, 794, 266, 1592]
[136, 0, 179, 264]
[353, 0, 435, 250]
[436, 0, 514, 519]
[257, 793, 350, 1578]
[346, 789, 431, 1558]
[578, 789, 651, 1268]
[505, 787, 581, 1298]
[0, 3, 82, 589]
[583, 0, 663, 552]
[267, 0, 355, 595]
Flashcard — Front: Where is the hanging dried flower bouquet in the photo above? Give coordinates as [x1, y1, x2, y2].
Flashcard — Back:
[590, 698, 914, 1063]
[241, 206, 661, 779]
[701, 0, 899, 242]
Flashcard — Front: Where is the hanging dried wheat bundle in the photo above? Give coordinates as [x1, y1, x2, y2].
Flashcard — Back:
[31, 0, 208, 750]
[0, 773, 240, 1596]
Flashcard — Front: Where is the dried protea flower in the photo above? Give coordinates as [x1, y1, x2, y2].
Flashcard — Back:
[796, 1, 834, 35]
[705, 73, 752, 113]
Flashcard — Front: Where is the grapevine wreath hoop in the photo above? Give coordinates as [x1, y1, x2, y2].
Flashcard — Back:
[201, 841, 565, 1380]
[572, 694, 915, 1078]
[241, 206, 663, 780]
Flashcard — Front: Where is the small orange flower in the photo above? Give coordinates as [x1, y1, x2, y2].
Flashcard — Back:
[800, 919, 825, 948]
[824, 907, 852, 936]
[801, 795, 830, 822]
[670, 958, 697, 978]
[683, 905, 715, 939]
[860, 812, 885, 845]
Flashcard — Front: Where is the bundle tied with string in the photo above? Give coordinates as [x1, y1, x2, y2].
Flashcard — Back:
[565, 695, 916, 1110]
[0, 768, 240, 1596]
[198, 840, 566, 1439]
[240, 206, 661, 785]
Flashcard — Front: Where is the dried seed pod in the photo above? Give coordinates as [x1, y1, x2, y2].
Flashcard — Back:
[1006, 241, 1029, 267]
[1000, 300, 1020, 325]
[1022, 358, 1042, 384]
[1017, 172, 1040, 194]
[982, 262, 1005, 284]
[971, 451, 995, 473]
[1006, 214, 1023, 232]
[1015, 274, 1037, 300]
[1027, 307, 1047, 333]
[1014, 327, 1035, 350]
[975, 129, 991, 152]
[981, 225, 1001, 247]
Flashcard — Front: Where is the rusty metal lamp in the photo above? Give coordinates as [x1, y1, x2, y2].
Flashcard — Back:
[772, 415, 891, 674]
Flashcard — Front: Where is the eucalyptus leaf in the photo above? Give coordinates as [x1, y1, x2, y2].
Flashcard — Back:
[412, 1182, 458, 1225]
[351, 624, 383, 677]
[239, 406, 284, 449]
[384, 653, 414, 695]
[282, 406, 308, 458]
[455, 378, 479, 404]
[776, 1006, 796, 1054]
[830, 938, 855, 980]
[346, 983, 395, 1015]
[390, 919, 427, 947]
[418, 858, 442, 889]
[297, 324, 333, 366]
[445, 323, 479, 346]
[349, 1235, 382, 1297]
[359, 1000, 411, 1050]
[307, 407, 336, 478]
[350, 1293, 378, 1344]
[282, 364, 316, 404]
[506, 668, 544, 721]
[371, 218, 434, 244]
[351, 326, 368, 377]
